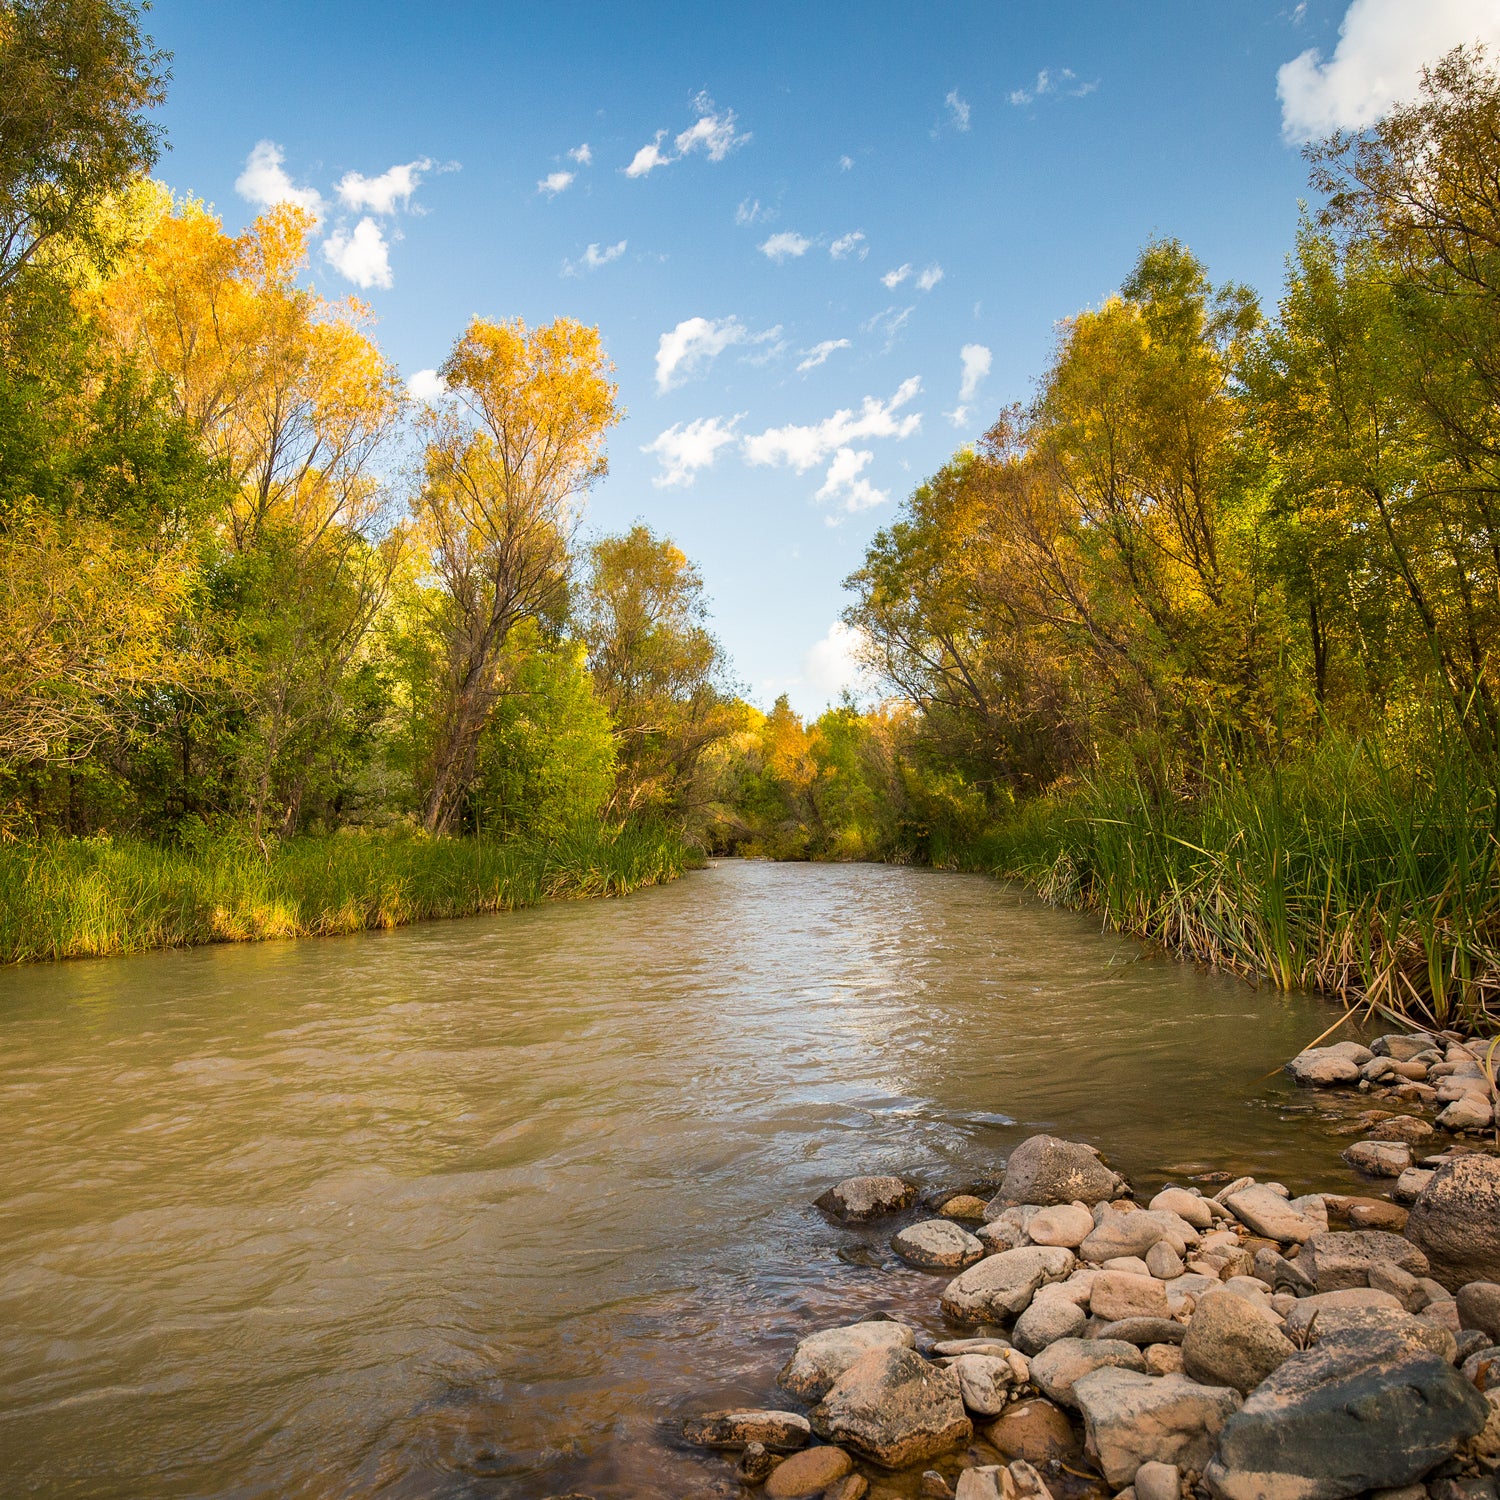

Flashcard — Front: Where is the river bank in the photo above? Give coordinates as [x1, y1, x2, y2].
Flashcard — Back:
[0, 821, 691, 963]
[682, 1027, 1500, 1500]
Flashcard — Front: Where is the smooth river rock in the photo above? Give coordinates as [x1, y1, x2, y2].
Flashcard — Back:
[983, 1398, 1079, 1463]
[893, 1219, 986, 1272]
[1224, 1184, 1323, 1244]
[811, 1345, 972, 1469]
[1342, 1140, 1412, 1177]
[684, 1408, 812, 1451]
[1406, 1155, 1500, 1288]
[1089, 1270, 1171, 1322]
[764, 1444, 854, 1498]
[940, 1245, 1075, 1322]
[1458, 1281, 1500, 1344]
[1181, 1288, 1296, 1395]
[816, 1175, 917, 1221]
[1286, 1047, 1362, 1087]
[1029, 1337, 1146, 1408]
[1026, 1203, 1094, 1248]
[1073, 1368, 1241, 1489]
[779, 1322, 917, 1402]
[1149, 1188, 1216, 1230]
[951, 1353, 1022, 1416]
[1012, 1295, 1086, 1354]
[997, 1135, 1124, 1207]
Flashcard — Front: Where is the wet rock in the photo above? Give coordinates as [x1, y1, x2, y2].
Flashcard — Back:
[1367, 1115, 1436, 1143]
[822, 1477, 868, 1500]
[921, 1471, 955, 1499]
[983, 1398, 1080, 1464]
[1089, 1271, 1171, 1322]
[1342, 1140, 1412, 1177]
[1027, 1203, 1095, 1249]
[1073, 1368, 1241, 1489]
[816, 1175, 917, 1221]
[1223, 1184, 1322, 1244]
[939, 1193, 990, 1221]
[1299, 1229, 1429, 1292]
[941, 1246, 1075, 1322]
[684, 1409, 813, 1451]
[811, 1345, 972, 1469]
[1134, 1462, 1181, 1500]
[738, 1442, 777, 1483]
[1407, 1156, 1500, 1289]
[893, 1219, 986, 1272]
[1286, 1048, 1363, 1087]
[1283, 1287, 1406, 1338]
[1182, 1288, 1297, 1396]
[779, 1322, 917, 1403]
[1149, 1187, 1216, 1230]
[1012, 1296, 1087, 1354]
[763, 1444, 854, 1498]
[1205, 1333, 1489, 1500]
[1029, 1337, 1146, 1408]
[1439, 1094, 1495, 1132]
[997, 1135, 1126, 1207]
[1458, 1282, 1500, 1344]
[1145, 1242, 1185, 1280]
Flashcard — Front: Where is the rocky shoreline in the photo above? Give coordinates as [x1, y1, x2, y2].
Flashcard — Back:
[676, 1027, 1500, 1500]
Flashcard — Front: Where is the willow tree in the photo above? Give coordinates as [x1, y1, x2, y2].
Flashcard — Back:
[415, 317, 618, 833]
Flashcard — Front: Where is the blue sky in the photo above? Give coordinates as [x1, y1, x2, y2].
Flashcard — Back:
[144, 0, 1500, 715]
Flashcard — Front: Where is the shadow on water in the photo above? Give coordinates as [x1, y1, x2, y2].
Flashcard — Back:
[0, 860, 1372, 1498]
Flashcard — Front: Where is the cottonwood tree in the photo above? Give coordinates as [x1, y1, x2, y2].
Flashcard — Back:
[415, 317, 618, 833]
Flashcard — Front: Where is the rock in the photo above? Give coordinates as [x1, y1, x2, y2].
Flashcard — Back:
[1029, 1337, 1147, 1408]
[1135, 1462, 1182, 1500]
[983, 1398, 1079, 1464]
[1102, 1255, 1154, 1277]
[1394, 1166, 1435, 1203]
[921, 1472, 955, 1500]
[1012, 1296, 1087, 1354]
[952, 1353, 1023, 1416]
[1146, 1242, 1185, 1280]
[1283, 1287, 1406, 1339]
[811, 1345, 972, 1469]
[1300, 1229, 1430, 1292]
[1368, 1261, 1422, 1309]
[1073, 1368, 1240, 1489]
[939, 1193, 990, 1221]
[1145, 1342, 1185, 1375]
[764, 1444, 854, 1498]
[1459, 1282, 1500, 1344]
[1182, 1288, 1297, 1395]
[1407, 1156, 1500, 1289]
[1286, 1048, 1363, 1087]
[822, 1477, 868, 1500]
[1298, 1303, 1457, 1361]
[941, 1246, 1075, 1322]
[684, 1409, 813, 1451]
[931, 1337, 1015, 1358]
[1348, 1200, 1410, 1232]
[1423, 1297, 1462, 1336]
[1089, 1271, 1171, 1322]
[997, 1135, 1125, 1207]
[1092, 1317, 1187, 1347]
[1027, 1203, 1095, 1249]
[1367, 1115, 1436, 1143]
[738, 1441, 777, 1483]
[1205, 1333, 1489, 1499]
[1463, 1344, 1500, 1384]
[779, 1323, 918, 1402]
[893, 1219, 986, 1272]
[1439, 1094, 1495, 1132]
[1080, 1213, 1170, 1263]
[1373, 1032, 1439, 1061]
[815, 1176, 917, 1221]
[1342, 1140, 1412, 1177]
[1150, 1187, 1216, 1229]
[1224, 1184, 1322, 1244]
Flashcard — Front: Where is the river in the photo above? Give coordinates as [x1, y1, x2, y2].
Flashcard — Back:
[0, 860, 1369, 1498]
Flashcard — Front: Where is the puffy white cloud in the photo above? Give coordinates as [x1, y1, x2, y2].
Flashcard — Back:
[958, 342, 992, 401]
[1277, 0, 1500, 141]
[804, 621, 873, 699]
[917, 264, 944, 292]
[829, 230, 867, 260]
[642, 415, 742, 487]
[1009, 67, 1098, 106]
[538, 169, 575, 197]
[760, 231, 812, 262]
[654, 315, 753, 392]
[838, 153, 855, 171]
[406, 368, 446, 402]
[562, 239, 628, 276]
[946, 89, 972, 131]
[947, 404, 972, 429]
[742, 376, 922, 472]
[235, 140, 322, 215]
[336, 158, 432, 214]
[322, 217, 393, 289]
[815, 446, 888, 512]
[675, 92, 749, 160]
[568, 143, 592, 165]
[625, 131, 672, 178]
[797, 338, 851, 372]
[881, 263, 912, 289]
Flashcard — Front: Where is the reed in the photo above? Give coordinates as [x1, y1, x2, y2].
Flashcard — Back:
[960, 730, 1500, 1034]
[0, 822, 693, 964]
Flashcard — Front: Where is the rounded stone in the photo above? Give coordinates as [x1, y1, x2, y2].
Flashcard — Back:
[764, 1444, 854, 1498]
[892, 1219, 986, 1272]
[1027, 1203, 1095, 1249]
[982, 1398, 1080, 1464]
[1012, 1295, 1086, 1355]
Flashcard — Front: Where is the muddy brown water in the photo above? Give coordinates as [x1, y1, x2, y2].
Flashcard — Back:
[0, 860, 1382, 1498]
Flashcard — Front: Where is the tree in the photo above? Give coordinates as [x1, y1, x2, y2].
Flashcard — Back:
[415, 317, 618, 833]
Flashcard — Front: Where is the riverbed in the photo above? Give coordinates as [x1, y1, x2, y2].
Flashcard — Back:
[0, 860, 1365, 1498]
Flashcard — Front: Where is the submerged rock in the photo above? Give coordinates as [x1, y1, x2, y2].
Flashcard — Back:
[763, 1444, 853, 1498]
[684, 1408, 811, 1451]
[811, 1345, 972, 1468]
[996, 1135, 1125, 1206]
[778, 1322, 917, 1402]
[816, 1175, 917, 1221]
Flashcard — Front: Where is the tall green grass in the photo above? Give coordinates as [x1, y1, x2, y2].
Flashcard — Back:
[0, 822, 693, 964]
[960, 732, 1500, 1033]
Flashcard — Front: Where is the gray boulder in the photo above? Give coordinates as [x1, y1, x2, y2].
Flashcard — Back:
[816, 1175, 916, 1220]
[778, 1321, 917, 1402]
[1372, 1032, 1439, 1061]
[1181, 1288, 1296, 1396]
[1296, 1303, 1456, 1362]
[997, 1135, 1124, 1206]
[1283, 1287, 1405, 1339]
[1299, 1229, 1429, 1292]
[1205, 1332, 1489, 1499]
[1028, 1336, 1146, 1408]
[1458, 1281, 1500, 1344]
[950, 1352, 1022, 1417]
[1286, 1047, 1362, 1087]
[811, 1345, 972, 1468]
[1091, 1316, 1187, 1346]
[1074, 1368, 1241, 1489]
[1406, 1155, 1500, 1289]
[683, 1408, 812, 1451]
[892, 1218, 985, 1272]
[940, 1245, 1075, 1322]
[1012, 1295, 1086, 1354]
[1224, 1184, 1322, 1244]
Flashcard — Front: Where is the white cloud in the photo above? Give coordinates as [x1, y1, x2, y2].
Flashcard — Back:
[1009, 67, 1098, 106]
[568, 143, 592, 165]
[642, 415, 742, 487]
[958, 342, 993, 401]
[675, 92, 750, 160]
[946, 89, 972, 131]
[538, 169, 575, 197]
[881, 263, 912, 289]
[742, 376, 923, 472]
[336, 158, 432, 214]
[947, 405, 971, 429]
[322, 217, 392, 290]
[815, 446, 888, 512]
[862, 304, 915, 351]
[406, 369, 446, 402]
[829, 230, 867, 260]
[654, 315, 753, 392]
[760, 231, 812, 262]
[797, 338, 851, 372]
[917, 264, 944, 291]
[804, 621, 873, 699]
[838, 154, 855, 171]
[736, 197, 769, 225]
[235, 140, 322, 215]
[1277, 0, 1500, 141]
[625, 131, 672, 178]
[563, 239, 628, 276]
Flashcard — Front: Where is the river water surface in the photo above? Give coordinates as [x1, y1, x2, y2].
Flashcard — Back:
[0, 861, 1372, 1498]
